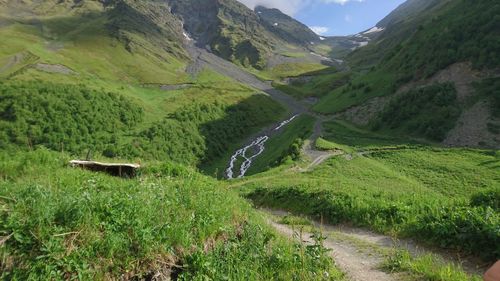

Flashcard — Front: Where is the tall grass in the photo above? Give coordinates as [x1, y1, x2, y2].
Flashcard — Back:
[0, 149, 342, 280]
[241, 148, 500, 261]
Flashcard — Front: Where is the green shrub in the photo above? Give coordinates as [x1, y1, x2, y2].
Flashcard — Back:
[470, 188, 500, 211]
[374, 83, 461, 141]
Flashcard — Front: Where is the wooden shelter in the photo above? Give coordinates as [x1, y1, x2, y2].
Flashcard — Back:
[70, 160, 140, 178]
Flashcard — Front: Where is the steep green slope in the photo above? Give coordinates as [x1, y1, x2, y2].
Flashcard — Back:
[346, 0, 443, 69]
[255, 6, 319, 46]
[0, 0, 287, 169]
[169, 0, 277, 69]
[0, 0, 187, 84]
[313, 0, 500, 145]
[0, 149, 343, 280]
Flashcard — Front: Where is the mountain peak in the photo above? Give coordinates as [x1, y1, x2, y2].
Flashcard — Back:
[255, 4, 319, 45]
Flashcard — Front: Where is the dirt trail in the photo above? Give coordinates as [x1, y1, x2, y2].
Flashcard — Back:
[264, 209, 485, 280]
[266, 209, 400, 281]
[301, 117, 344, 170]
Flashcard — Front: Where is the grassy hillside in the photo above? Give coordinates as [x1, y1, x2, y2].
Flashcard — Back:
[0, 79, 284, 169]
[310, 0, 500, 144]
[0, 0, 188, 84]
[0, 149, 344, 280]
[272, 68, 349, 100]
[239, 145, 500, 262]
[318, 0, 500, 113]
[0, 0, 287, 170]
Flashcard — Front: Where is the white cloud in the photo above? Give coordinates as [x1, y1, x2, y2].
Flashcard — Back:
[237, 0, 303, 15]
[344, 14, 352, 22]
[309, 26, 329, 35]
[237, 0, 364, 16]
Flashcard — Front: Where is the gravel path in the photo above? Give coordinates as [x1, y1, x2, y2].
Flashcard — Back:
[265, 209, 400, 281]
[264, 209, 485, 280]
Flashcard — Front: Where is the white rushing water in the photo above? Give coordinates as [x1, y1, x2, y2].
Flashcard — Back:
[275, 114, 298, 131]
[226, 115, 299, 179]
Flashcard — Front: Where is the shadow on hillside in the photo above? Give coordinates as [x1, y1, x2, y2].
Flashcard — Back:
[19, 3, 185, 57]
[196, 94, 283, 178]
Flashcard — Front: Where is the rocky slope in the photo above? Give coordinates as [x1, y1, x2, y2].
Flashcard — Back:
[255, 6, 319, 46]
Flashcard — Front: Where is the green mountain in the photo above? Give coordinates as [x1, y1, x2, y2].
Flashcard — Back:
[0, 0, 499, 279]
[311, 0, 500, 148]
[255, 5, 319, 46]
[168, 0, 322, 69]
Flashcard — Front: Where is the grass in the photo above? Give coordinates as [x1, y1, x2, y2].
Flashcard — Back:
[0, 17, 188, 85]
[0, 148, 344, 280]
[278, 215, 313, 226]
[383, 250, 482, 281]
[239, 144, 500, 261]
[273, 70, 350, 100]
[322, 120, 423, 149]
[313, 71, 395, 114]
[315, 138, 351, 153]
[270, 211, 483, 281]
[258, 63, 328, 81]
[280, 52, 307, 58]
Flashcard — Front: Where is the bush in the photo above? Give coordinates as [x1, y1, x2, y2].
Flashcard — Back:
[374, 83, 461, 141]
[470, 188, 500, 211]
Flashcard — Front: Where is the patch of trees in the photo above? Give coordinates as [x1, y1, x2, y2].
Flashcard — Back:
[383, 0, 500, 79]
[132, 95, 282, 166]
[373, 83, 461, 141]
[0, 81, 143, 154]
[0, 82, 281, 167]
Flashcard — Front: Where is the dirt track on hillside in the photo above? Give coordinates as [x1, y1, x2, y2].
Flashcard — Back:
[264, 209, 485, 281]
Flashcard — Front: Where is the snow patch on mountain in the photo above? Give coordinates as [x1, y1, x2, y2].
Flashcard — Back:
[363, 26, 384, 34]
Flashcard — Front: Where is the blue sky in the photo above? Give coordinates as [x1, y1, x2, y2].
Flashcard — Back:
[237, 0, 407, 36]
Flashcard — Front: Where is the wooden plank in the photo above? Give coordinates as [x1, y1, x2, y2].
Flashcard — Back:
[69, 160, 140, 178]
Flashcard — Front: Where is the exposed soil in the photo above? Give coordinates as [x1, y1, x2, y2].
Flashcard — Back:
[34, 63, 76, 75]
[266, 209, 400, 281]
[337, 62, 499, 148]
[338, 96, 388, 126]
[398, 62, 483, 102]
[185, 43, 308, 115]
[444, 99, 500, 149]
[301, 117, 344, 170]
[340, 62, 483, 126]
